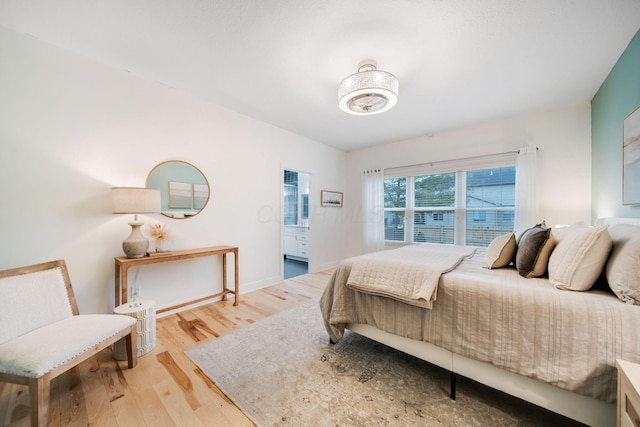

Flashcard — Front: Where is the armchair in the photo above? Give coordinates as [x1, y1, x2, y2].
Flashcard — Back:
[0, 260, 138, 427]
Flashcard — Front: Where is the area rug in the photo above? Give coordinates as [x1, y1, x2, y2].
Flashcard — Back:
[186, 298, 580, 426]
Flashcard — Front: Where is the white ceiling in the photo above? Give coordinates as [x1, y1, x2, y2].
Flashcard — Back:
[1, 1, 640, 152]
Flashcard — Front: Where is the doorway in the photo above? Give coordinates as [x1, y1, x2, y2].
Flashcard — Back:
[283, 169, 310, 279]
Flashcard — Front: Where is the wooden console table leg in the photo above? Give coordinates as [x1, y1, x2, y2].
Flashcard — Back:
[234, 248, 239, 306]
[222, 253, 228, 301]
[121, 266, 129, 305]
[115, 263, 121, 307]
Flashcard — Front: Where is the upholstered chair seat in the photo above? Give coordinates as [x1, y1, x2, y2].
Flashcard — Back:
[0, 314, 135, 378]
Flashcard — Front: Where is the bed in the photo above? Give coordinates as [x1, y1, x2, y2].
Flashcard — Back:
[320, 217, 640, 427]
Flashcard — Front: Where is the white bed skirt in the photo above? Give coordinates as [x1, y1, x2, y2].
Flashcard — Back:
[347, 322, 615, 427]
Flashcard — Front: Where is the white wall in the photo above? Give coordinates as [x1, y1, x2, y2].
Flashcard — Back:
[0, 27, 349, 314]
[0, 27, 595, 313]
[345, 103, 592, 257]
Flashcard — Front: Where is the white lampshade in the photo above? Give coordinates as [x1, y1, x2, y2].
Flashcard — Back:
[338, 63, 399, 115]
[112, 187, 161, 214]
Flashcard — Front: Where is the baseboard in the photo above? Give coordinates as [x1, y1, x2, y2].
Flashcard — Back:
[240, 275, 282, 294]
[311, 260, 340, 273]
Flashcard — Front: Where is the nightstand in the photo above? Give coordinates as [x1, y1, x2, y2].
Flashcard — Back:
[617, 359, 640, 427]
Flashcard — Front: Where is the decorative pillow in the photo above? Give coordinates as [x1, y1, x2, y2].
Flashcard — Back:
[548, 224, 611, 291]
[515, 225, 555, 278]
[486, 232, 516, 269]
[551, 222, 586, 242]
[605, 224, 640, 304]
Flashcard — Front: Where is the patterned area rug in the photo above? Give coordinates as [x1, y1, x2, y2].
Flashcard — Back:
[186, 298, 582, 426]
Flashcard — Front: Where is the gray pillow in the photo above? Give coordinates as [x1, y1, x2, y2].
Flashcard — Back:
[516, 224, 555, 278]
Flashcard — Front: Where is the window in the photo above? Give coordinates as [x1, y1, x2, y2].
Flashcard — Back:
[301, 194, 309, 219]
[384, 178, 406, 241]
[383, 165, 515, 247]
[283, 184, 298, 225]
[283, 170, 298, 226]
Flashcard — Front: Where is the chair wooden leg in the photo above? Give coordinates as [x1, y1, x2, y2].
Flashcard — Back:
[125, 326, 138, 368]
[29, 374, 50, 427]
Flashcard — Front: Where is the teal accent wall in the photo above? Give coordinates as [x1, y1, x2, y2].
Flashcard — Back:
[592, 29, 640, 220]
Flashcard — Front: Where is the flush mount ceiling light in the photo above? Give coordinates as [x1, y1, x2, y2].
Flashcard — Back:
[338, 62, 399, 115]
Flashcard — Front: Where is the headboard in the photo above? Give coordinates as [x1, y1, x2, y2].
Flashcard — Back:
[595, 217, 640, 227]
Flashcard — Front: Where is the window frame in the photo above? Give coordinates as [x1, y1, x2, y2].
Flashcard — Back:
[383, 165, 516, 246]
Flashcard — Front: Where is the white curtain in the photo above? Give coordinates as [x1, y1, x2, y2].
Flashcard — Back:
[514, 147, 538, 235]
[362, 168, 385, 253]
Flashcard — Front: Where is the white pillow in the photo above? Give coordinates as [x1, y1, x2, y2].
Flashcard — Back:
[605, 224, 640, 304]
[548, 224, 611, 291]
[486, 232, 516, 269]
[551, 222, 586, 242]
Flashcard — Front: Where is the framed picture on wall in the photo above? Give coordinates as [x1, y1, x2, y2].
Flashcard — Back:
[623, 105, 640, 205]
[321, 190, 343, 207]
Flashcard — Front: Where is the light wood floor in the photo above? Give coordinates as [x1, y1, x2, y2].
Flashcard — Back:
[0, 270, 331, 427]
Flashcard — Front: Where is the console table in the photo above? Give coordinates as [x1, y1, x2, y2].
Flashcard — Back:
[114, 246, 239, 314]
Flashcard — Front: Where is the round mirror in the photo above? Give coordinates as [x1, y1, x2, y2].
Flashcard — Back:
[146, 160, 210, 219]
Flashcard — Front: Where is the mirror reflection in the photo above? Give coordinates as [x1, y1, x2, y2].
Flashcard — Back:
[283, 170, 309, 226]
[146, 160, 210, 219]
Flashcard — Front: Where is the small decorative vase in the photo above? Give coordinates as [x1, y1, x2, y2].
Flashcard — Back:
[154, 239, 168, 253]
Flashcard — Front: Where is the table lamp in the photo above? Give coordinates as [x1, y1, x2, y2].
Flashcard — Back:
[112, 187, 161, 258]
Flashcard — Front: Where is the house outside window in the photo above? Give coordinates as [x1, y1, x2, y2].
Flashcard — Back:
[383, 166, 515, 247]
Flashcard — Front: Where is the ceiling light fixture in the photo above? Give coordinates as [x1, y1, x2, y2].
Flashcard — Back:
[338, 62, 399, 115]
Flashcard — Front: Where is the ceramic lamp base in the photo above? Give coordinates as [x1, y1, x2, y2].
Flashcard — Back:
[122, 221, 149, 258]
